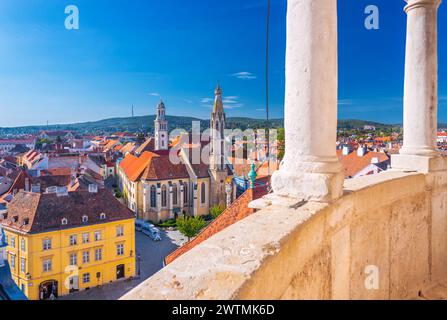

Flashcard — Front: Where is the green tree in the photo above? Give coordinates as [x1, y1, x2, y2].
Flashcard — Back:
[277, 128, 285, 160]
[176, 216, 206, 242]
[210, 204, 225, 219]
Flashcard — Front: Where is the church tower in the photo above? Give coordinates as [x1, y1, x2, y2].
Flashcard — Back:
[209, 83, 228, 207]
[154, 100, 168, 151]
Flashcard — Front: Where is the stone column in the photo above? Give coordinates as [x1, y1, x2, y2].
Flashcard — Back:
[156, 184, 162, 219]
[169, 184, 174, 219]
[270, 0, 344, 202]
[392, 0, 442, 172]
[142, 183, 149, 214]
[179, 183, 184, 211]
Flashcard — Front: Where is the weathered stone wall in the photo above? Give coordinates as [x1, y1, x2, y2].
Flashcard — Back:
[121, 171, 447, 300]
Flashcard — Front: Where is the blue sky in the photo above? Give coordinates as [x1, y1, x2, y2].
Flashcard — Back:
[0, 0, 446, 127]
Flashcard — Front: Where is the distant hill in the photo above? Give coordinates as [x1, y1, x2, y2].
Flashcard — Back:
[337, 119, 400, 130]
[0, 116, 400, 135]
[0, 115, 284, 135]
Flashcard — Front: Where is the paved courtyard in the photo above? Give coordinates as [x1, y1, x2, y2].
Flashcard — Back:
[60, 229, 187, 300]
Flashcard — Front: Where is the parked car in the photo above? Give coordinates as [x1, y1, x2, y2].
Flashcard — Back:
[135, 219, 144, 232]
[142, 223, 161, 241]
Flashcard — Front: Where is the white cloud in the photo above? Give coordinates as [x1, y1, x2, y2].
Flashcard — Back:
[231, 72, 257, 80]
[338, 99, 353, 106]
[201, 98, 213, 104]
[148, 92, 160, 97]
[223, 96, 243, 109]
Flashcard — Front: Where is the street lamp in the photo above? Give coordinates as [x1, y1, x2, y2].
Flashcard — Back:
[137, 254, 141, 277]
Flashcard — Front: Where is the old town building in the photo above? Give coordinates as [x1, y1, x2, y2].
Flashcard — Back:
[0, 188, 135, 300]
[117, 86, 233, 222]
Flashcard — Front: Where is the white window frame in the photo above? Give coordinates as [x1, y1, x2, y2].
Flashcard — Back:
[10, 254, 16, 269]
[95, 248, 102, 261]
[43, 259, 52, 272]
[116, 243, 124, 256]
[82, 233, 90, 244]
[69, 235, 77, 246]
[42, 238, 52, 251]
[20, 257, 26, 273]
[83, 273, 90, 284]
[94, 231, 102, 241]
[82, 251, 90, 264]
[69, 253, 77, 266]
[116, 226, 124, 237]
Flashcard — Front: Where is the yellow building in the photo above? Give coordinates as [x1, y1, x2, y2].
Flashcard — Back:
[0, 189, 135, 300]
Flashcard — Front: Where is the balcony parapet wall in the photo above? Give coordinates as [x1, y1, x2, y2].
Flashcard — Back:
[122, 170, 447, 300]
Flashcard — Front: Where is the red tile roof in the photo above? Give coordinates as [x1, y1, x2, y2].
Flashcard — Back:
[141, 155, 189, 181]
[339, 150, 389, 178]
[165, 183, 268, 265]
[119, 152, 155, 182]
[1, 189, 134, 234]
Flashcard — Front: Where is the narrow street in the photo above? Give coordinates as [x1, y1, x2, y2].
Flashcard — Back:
[60, 229, 186, 300]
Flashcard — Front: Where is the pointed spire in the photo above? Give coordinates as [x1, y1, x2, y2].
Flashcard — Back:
[213, 82, 224, 113]
[215, 81, 222, 95]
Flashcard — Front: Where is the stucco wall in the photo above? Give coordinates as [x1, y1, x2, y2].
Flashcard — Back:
[121, 171, 447, 300]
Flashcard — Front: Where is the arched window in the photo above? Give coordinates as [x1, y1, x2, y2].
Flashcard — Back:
[172, 184, 178, 205]
[161, 185, 167, 207]
[183, 183, 188, 203]
[61, 218, 68, 226]
[201, 182, 206, 204]
[150, 185, 157, 208]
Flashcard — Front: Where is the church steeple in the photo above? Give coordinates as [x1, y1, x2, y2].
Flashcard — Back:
[213, 82, 224, 114]
[154, 100, 168, 151]
[209, 83, 228, 207]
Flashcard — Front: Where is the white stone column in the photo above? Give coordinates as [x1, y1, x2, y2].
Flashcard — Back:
[270, 0, 343, 202]
[392, 0, 443, 172]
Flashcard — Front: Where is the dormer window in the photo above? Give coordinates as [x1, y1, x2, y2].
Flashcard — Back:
[12, 216, 18, 223]
[82, 215, 88, 223]
[23, 218, 29, 226]
[61, 218, 68, 226]
[100, 213, 106, 220]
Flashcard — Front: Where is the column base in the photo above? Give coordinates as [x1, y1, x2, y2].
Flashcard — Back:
[391, 154, 447, 173]
[269, 169, 345, 203]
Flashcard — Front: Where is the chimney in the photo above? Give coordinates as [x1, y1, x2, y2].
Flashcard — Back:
[357, 146, 367, 157]
[24, 178, 30, 192]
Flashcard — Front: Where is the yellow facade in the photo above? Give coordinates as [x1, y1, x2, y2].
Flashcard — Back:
[3, 218, 135, 300]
